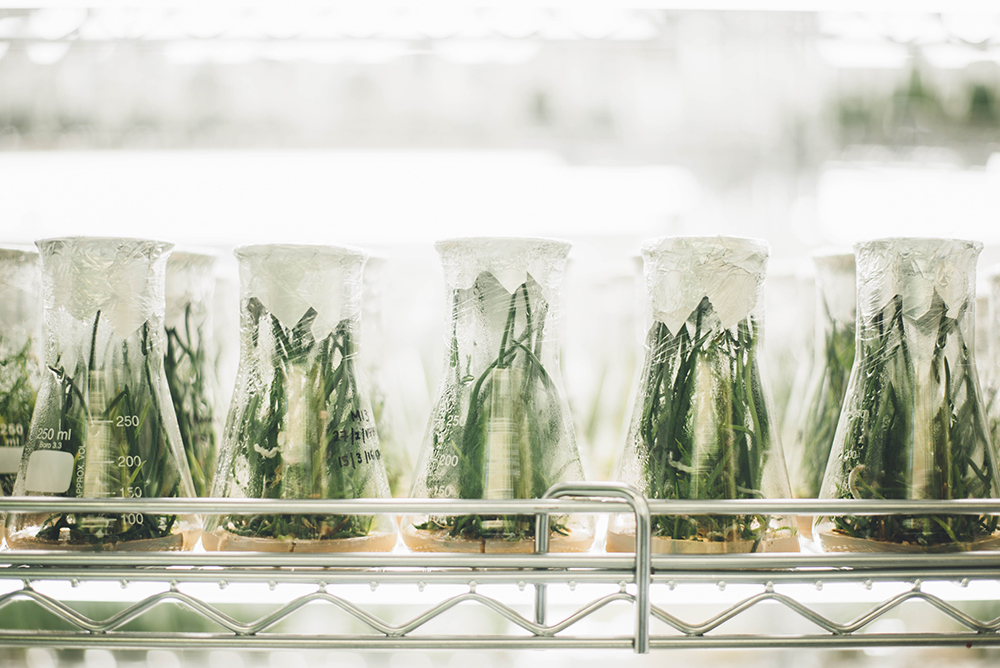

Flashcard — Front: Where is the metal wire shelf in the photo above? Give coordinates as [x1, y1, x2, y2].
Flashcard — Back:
[0, 483, 998, 653]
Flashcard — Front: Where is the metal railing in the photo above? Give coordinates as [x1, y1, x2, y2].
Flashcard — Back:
[0, 485, 997, 653]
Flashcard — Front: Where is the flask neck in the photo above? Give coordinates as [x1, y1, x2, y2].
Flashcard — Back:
[37, 237, 172, 342]
[642, 236, 767, 335]
[450, 271, 560, 374]
[236, 245, 365, 343]
[855, 238, 979, 327]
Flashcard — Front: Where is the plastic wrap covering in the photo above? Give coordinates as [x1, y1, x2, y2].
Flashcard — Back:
[0, 246, 41, 496]
[816, 238, 1000, 553]
[204, 244, 396, 553]
[787, 253, 856, 503]
[8, 237, 196, 552]
[403, 237, 592, 553]
[608, 236, 798, 554]
[165, 251, 222, 497]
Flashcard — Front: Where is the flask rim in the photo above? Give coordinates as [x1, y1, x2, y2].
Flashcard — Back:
[434, 235, 572, 256]
[234, 243, 367, 262]
[853, 236, 983, 254]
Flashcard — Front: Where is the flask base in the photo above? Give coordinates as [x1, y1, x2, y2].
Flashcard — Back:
[605, 527, 800, 554]
[6, 513, 197, 552]
[202, 528, 398, 553]
[816, 528, 1000, 553]
[401, 518, 594, 553]
[6, 529, 191, 552]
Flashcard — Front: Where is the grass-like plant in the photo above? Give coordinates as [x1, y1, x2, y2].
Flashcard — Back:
[414, 273, 573, 542]
[792, 302, 855, 499]
[0, 335, 38, 496]
[210, 299, 385, 542]
[20, 310, 184, 547]
[632, 297, 789, 549]
[820, 292, 999, 547]
[164, 302, 217, 497]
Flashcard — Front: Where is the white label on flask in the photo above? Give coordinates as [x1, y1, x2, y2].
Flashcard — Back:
[0, 446, 23, 474]
[25, 450, 74, 493]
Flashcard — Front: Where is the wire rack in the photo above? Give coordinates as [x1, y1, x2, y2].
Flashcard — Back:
[1, 483, 999, 654]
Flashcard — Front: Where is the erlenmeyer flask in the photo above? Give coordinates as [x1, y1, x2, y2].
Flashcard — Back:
[608, 236, 799, 554]
[8, 237, 197, 552]
[0, 246, 42, 496]
[788, 253, 856, 504]
[165, 250, 222, 497]
[816, 238, 1000, 552]
[403, 237, 593, 554]
[203, 244, 397, 553]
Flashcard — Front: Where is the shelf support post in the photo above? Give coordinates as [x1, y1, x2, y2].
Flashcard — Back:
[543, 482, 652, 654]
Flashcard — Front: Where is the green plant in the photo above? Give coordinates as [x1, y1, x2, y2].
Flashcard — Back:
[212, 300, 381, 542]
[635, 297, 786, 549]
[823, 292, 998, 546]
[415, 274, 571, 542]
[164, 303, 217, 497]
[794, 302, 855, 499]
[0, 335, 38, 496]
[30, 310, 181, 546]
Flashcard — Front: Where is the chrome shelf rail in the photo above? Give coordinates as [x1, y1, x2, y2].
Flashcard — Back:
[0, 484, 997, 653]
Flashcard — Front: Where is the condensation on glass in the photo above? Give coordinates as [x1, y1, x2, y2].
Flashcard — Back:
[609, 236, 798, 554]
[403, 237, 593, 553]
[8, 237, 197, 552]
[203, 244, 396, 553]
[816, 238, 1000, 553]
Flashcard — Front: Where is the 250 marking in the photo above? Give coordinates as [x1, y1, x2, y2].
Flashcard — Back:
[116, 415, 140, 428]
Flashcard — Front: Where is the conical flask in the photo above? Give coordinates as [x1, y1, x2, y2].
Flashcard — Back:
[8, 237, 197, 552]
[403, 237, 593, 553]
[165, 250, 222, 497]
[788, 253, 856, 503]
[607, 236, 799, 554]
[203, 244, 397, 553]
[0, 246, 42, 496]
[816, 238, 1000, 552]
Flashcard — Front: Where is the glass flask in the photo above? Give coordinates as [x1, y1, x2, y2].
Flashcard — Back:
[203, 244, 397, 553]
[608, 236, 799, 554]
[788, 253, 856, 502]
[816, 238, 1000, 553]
[403, 237, 593, 553]
[165, 250, 222, 497]
[0, 246, 42, 496]
[8, 237, 197, 552]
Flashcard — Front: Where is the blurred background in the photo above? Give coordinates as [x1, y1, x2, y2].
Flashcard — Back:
[3, 2, 1000, 667]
